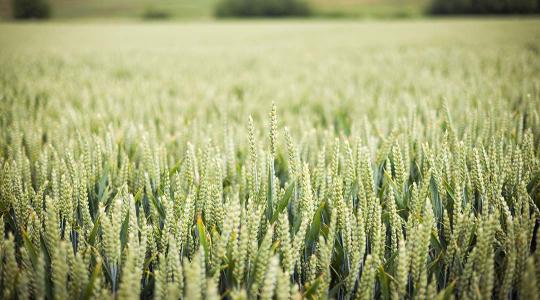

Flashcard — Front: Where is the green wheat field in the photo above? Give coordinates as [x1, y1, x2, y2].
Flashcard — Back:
[1, 19, 540, 299]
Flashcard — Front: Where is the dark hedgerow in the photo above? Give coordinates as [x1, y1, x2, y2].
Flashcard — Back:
[142, 7, 171, 20]
[215, 0, 311, 17]
[429, 0, 540, 14]
[11, 0, 51, 19]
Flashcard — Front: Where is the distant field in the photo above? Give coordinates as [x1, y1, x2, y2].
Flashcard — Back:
[311, 0, 428, 18]
[0, 0, 220, 19]
[50, 0, 220, 19]
[0, 0, 428, 19]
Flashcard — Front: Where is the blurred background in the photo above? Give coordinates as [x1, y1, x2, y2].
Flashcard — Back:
[1, 0, 539, 21]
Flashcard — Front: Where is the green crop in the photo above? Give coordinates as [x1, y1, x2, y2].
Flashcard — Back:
[0, 19, 539, 299]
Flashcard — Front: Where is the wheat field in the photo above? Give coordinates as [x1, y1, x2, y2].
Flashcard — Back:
[0, 19, 539, 299]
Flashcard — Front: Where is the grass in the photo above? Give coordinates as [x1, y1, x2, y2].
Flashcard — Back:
[0, 18, 539, 299]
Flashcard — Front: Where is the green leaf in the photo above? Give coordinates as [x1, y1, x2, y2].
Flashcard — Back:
[306, 200, 326, 246]
[144, 253, 158, 273]
[437, 280, 456, 300]
[303, 276, 322, 298]
[148, 193, 165, 220]
[88, 217, 101, 246]
[378, 265, 393, 299]
[168, 159, 184, 177]
[119, 211, 130, 250]
[328, 277, 346, 297]
[39, 234, 53, 300]
[21, 230, 38, 267]
[270, 181, 295, 224]
[100, 186, 112, 207]
[134, 188, 144, 204]
[197, 213, 209, 258]
[82, 260, 102, 300]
